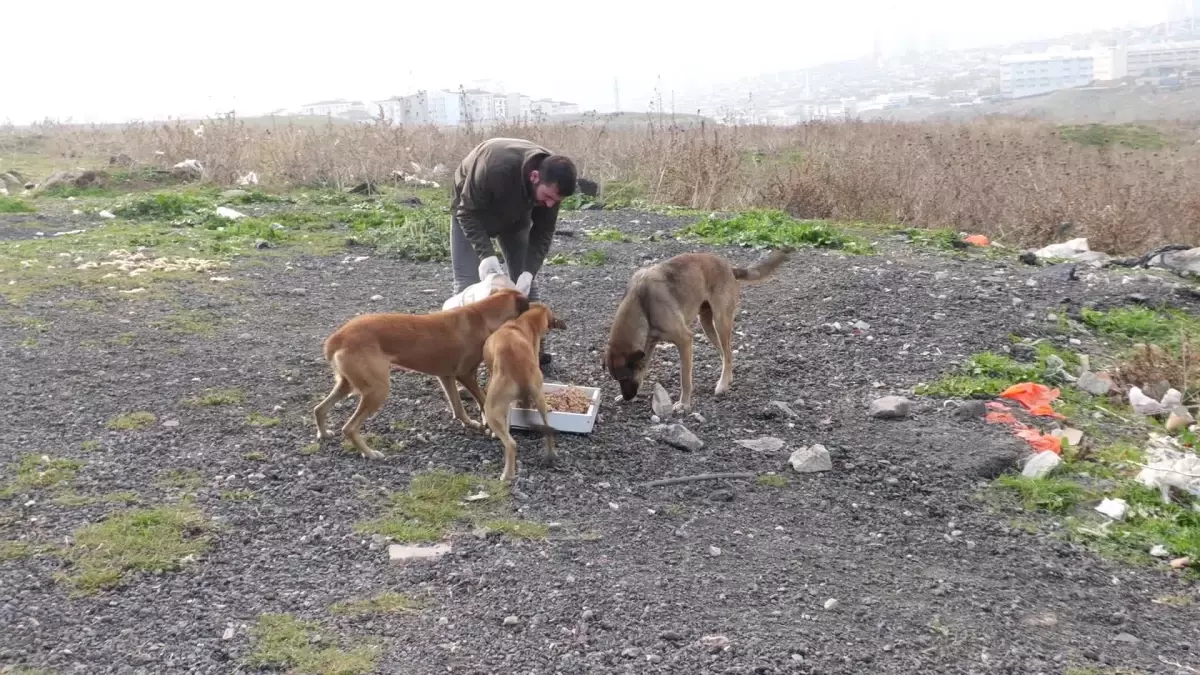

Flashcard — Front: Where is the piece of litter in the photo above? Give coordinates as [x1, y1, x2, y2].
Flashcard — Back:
[215, 206, 246, 220]
[1022, 451, 1061, 478]
[1150, 544, 1169, 558]
[1095, 498, 1128, 520]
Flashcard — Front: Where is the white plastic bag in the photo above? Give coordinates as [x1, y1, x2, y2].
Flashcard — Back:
[442, 256, 533, 310]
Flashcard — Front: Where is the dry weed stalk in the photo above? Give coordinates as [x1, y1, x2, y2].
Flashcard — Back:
[4, 115, 1200, 253]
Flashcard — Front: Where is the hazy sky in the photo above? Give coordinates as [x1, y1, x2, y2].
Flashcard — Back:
[5, 0, 1165, 124]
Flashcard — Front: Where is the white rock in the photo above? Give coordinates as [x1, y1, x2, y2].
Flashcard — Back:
[98, 210, 116, 219]
[1034, 237, 1090, 259]
[370, 294, 384, 301]
[1150, 544, 1170, 558]
[789, 444, 833, 473]
[709, 546, 721, 557]
[735, 436, 785, 452]
[388, 543, 450, 562]
[650, 423, 703, 451]
[823, 598, 838, 610]
[1021, 451, 1061, 479]
[651, 382, 673, 419]
[1095, 497, 1128, 520]
[869, 396, 912, 420]
[215, 206, 246, 220]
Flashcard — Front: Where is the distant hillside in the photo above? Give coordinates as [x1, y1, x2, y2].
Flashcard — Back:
[865, 86, 1200, 125]
[540, 111, 716, 129]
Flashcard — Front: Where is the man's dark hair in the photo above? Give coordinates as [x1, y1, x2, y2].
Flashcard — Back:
[537, 155, 577, 197]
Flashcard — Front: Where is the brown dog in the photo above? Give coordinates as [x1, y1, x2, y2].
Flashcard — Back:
[481, 303, 567, 482]
[313, 288, 530, 459]
[603, 248, 792, 412]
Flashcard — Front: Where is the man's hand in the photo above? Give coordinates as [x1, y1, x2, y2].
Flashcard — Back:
[478, 255, 505, 279]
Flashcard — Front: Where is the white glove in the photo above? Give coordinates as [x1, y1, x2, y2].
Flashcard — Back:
[515, 271, 533, 295]
[477, 255, 505, 279]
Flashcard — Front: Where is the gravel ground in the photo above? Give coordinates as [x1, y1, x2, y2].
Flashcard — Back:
[2, 205, 1199, 674]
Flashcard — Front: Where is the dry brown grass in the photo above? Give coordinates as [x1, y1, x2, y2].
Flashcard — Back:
[3, 114, 1199, 253]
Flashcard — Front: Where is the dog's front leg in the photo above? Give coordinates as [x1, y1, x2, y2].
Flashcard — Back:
[437, 376, 484, 431]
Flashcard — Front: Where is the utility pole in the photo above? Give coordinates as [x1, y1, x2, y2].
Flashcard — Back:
[613, 77, 620, 113]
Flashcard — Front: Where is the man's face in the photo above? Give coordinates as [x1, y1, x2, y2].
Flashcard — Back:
[529, 170, 562, 208]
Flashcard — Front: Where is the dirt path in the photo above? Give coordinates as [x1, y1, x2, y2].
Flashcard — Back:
[1, 205, 1197, 674]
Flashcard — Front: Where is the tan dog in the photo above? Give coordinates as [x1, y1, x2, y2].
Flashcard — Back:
[603, 248, 792, 411]
[313, 288, 530, 459]
[481, 303, 568, 482]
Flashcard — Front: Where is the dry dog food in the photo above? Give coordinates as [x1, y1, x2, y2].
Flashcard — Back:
[543, 387, 592, 414]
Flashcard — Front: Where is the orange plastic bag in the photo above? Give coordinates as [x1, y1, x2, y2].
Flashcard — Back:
[964, 234, 990, 247]
[1015, 427, 1063, 454]
[999, 382, 1065, 419]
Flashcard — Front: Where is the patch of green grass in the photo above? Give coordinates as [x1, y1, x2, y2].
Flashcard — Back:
[582, 227, 631, 243]
[678, 209, 874, 254]
[242, 451, 268, 461]
[756, 474, 788, 488]
[0, 454, 85, 499]
[479, 518, 550, 540]
[106, 411, 157, 431]
[80, 440, 101, 452]
[220, 489, 257, 502]
[547, 249, 608, 267]
[353, 205, 451, 261]
[898, 227, 963, 251]
[64, 503, 211, 593]
[246, 413, 280, 428]
[111, 192, 212, 219]
[188, 388, 246, 406]
[153, 309, 217, 336]
[300, 443, 321, 456]
[1079, 305, 1194, 343]
[994, 475, 1090, 513]
[0, 540, 55, 561]
[1058, 122, 1167, 150]
[0, 196, 35, 213]
[915, 344, 1080, 399]
[329, 591, 421, 616]
[355, 469, 514, 542]
[246, 613, 379, 675]
[222, 189, 284, 205]
[158, 468, 205, 490]
[1155, 593, 1194, 607]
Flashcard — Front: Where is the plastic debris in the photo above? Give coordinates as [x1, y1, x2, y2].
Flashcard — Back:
[1000, 382, 1066, 419]
[1095, 497, 1129, 520]
[1022, 450, 1062, 478]
[442, 256, 533, 310]
[964, 234, 990, 247]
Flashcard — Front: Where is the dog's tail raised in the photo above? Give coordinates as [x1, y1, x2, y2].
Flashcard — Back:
[733, 247, 793, 284]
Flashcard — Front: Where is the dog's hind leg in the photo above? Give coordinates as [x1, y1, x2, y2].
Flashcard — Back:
[483, 395, 520, 482]
[437, 376, 485, 431]
[675, 334, 695, 413]
[531, 388, 558, 467]
[313, 374, 352, 441]
[338, 355, 390, 460]
[713, 303, 737, 395]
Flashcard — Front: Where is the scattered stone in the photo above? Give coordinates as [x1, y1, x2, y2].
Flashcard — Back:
[1150, 544, 1170, 558]
[162, 419, 180, 428]
[1111, 632, 1140, 645]
[1022, 451, 1061, 479]
[172, 159, 204, 179]
[288, 288, 308, 296]
[222, 626, 235, 640]
[388, 543, 451, 562]
[951, 400, 987, 420]
[1076, 371, 1114, 396]
[659, 630, 685, 642]
[1166, 406, 1194, 433]
[1095, 498, 1128, 520]
[707, 489, 734, 503]
[503, 615, 520, 626]
[1156, 247, 1200, 278]
[770, 400, 799, 418]
[1034, 238, 1090, 260]
[370, 294, 384, 301]
[735, 436, 785, 452]
[1018, 251, 1040, 266]
[651, 383, 673, 419]
[869, 396, 912, 420]
[708, 546, 721, 557]
[699, 635, 730, 653]
[691, 413, 706, 424]
[650, 424, 704, 451]
[581, 609, 595, 622]
[789, 444, 832, 473]
[823, 598, 838, 610]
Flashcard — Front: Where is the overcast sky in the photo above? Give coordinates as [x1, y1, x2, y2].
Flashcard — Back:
[4, 0, 1165, 124]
